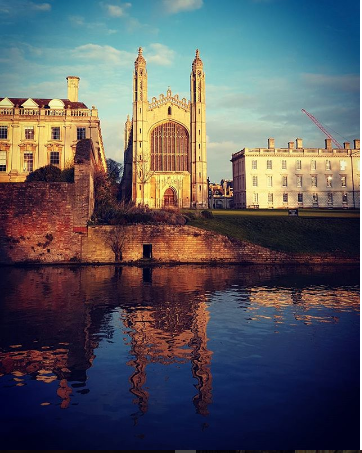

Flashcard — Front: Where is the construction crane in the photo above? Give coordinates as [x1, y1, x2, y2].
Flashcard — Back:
[301, 109, 343, 149]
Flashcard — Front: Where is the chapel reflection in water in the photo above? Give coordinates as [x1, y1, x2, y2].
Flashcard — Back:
[0, 265, 218, 415]
[0, 265, 359, 417]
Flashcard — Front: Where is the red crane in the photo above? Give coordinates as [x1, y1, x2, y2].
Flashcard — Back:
[301, 109, 343, 149]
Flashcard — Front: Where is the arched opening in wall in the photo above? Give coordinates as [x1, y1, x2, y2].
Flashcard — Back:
[150, 121, 189, 172]
[163, 187, 177, 207]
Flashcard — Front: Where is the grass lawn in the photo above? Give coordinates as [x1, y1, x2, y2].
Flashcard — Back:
[211, 208, 360, 218]
[187, 209, 360, 255]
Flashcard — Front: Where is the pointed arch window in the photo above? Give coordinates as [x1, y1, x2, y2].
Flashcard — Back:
[150, 122, 189, 172]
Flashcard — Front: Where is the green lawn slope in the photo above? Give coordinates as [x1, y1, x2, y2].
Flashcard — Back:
[188, 210, 360, 255]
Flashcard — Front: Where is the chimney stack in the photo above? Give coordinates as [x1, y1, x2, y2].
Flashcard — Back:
[66, 76, 80, 102]
[325, 138, 332, 149]
[353, 139, 360, 149]
[343, 142, 350, 149]
[288, 141, 294, 149]
[296, 138, 303, 149]
[268, 138, 275, 149]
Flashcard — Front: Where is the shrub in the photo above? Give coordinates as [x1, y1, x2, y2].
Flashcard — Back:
[26, 165, 62, 182]
[150, 209, 186, 225]
[183, 211, 197, 221]
[201, 210, 214, 219]
[60, 166, 74, 182]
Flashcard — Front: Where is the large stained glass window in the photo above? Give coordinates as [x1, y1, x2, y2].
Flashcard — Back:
[150, 122, 189, 172]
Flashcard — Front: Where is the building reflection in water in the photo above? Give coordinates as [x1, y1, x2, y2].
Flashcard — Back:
[0, 265, 217, 416]
[123, 267, 213, 419]
[0, 265, 359, 418]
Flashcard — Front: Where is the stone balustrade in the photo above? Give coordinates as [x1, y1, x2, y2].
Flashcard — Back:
[0, 107, 94, 118]
[242, 148, 359, 156]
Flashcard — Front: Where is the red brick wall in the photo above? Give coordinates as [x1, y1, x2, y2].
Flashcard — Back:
[0, 182, 81, 263]
[0, 139, 96, 264]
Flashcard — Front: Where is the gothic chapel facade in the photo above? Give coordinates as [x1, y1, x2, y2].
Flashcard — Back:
[121, 48, 208, 209]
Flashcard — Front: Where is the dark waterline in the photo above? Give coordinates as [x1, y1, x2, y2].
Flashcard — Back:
[0, 264, 359, 449]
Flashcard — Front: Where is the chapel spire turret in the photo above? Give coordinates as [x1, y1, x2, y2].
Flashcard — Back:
[190, 49, 207, 208]
[192, 49, 203, 71]
[135, 47, 146, 68]
[132, 47, 149, 204]
[133, 47, 147, 103]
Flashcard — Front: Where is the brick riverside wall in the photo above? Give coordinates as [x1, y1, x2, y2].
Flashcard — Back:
[0, 182, 81, 263]
[0, 139, 96, 264]
[81, 224, 358, 265]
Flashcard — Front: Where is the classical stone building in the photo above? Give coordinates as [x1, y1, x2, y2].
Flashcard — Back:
[121, 48, 208, 209]
[232, 138, 360, 209]
[0, 77, 106, 182]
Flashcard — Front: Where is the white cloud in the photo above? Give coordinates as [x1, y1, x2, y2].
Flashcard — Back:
[0, 0, 51, 14]
[72, 44, 134, 65]
[206, 138, 237, 181]
[301, 73, 359, 92]
[125, 16, 159, 34]
[106, 3, 130, 17]
[69, 15, 85, 26]
[68, 16, 119, 34]
[162, 0, 203, 14]
[146, 43, 175, 66]
[31, 2, 51, 11]
[101, 2, 131, 17]
[99, 2, 157, 34]
[101, 119, 124, 162]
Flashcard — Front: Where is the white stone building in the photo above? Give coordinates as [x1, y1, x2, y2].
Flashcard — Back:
[0, 76, 106, 182]
[231, 138, 360, 209]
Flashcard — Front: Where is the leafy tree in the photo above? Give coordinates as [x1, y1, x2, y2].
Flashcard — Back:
[60, 166, 74, 182]
[26, 164, 75, 182]
[106, 158, 123, 201]
[26, 165, 62, 182]
[106, 158, 123, 185]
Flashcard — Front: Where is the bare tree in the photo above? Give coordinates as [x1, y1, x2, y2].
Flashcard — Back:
[134, 156, 155, 206]
[105, 226, 126, 262]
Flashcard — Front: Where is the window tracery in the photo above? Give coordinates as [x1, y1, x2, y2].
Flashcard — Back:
[150, 122, 189, 172]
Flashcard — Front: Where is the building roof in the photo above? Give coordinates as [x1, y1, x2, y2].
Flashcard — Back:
[0, 98, 88, 109]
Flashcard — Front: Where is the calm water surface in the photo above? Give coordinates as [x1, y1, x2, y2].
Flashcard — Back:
[0, 265, 359, 449]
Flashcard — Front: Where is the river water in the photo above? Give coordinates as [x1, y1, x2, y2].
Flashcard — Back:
[0, 264, 359, 449]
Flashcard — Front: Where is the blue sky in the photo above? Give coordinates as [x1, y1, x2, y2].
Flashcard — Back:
[0, 0, 359, 182]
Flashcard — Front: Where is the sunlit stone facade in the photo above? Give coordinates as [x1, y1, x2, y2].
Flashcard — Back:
[232, 138, 360, 209]
[121, 48, 208, 209]
[0, 77, 106, 182]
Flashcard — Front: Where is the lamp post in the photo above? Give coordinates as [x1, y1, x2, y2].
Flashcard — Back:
[207, 176, 210, 209]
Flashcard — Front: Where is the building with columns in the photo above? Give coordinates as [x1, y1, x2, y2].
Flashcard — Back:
[121, 48, 208, 209]
[232, 138, 360, 209]
[0, 77, 106, 182]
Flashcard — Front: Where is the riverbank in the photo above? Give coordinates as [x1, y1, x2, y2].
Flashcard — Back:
[188, 209, 360, 255]
[1, 224, 358, 265]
